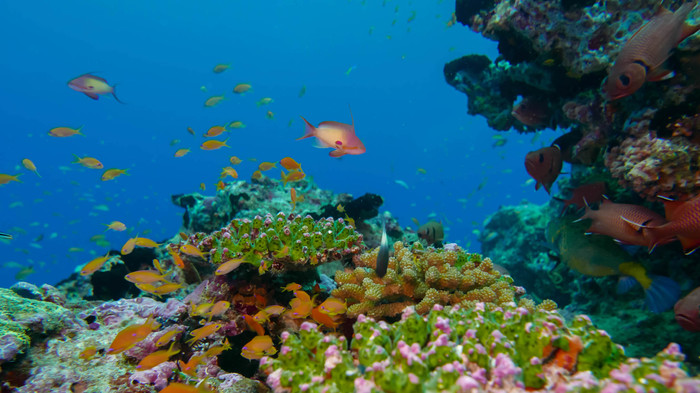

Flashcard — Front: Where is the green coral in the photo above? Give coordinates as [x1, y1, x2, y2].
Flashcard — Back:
[190, 212, 364, 273]
[261, 302, 698, 393]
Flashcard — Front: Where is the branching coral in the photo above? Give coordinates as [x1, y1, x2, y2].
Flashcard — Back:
[180, 212, 364, 274]
[261, 303, 699, 393]
[332, 242, 535, 318]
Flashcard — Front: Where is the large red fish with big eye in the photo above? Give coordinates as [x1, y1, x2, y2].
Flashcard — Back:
[524, 145, 562, 194]
[603, 3, 700, 100]
[675, 286, 700, 332]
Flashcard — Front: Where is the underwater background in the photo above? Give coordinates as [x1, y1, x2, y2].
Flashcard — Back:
[1, 0, 700, 392]
[0, 0, 545, 288]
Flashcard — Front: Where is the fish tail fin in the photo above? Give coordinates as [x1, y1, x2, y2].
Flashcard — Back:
[616, 276, 639, 294]
[111, 84, 126, 104]
[643, 275, 681, 313]
[71, 154, 81, 164]
[281, 170, 288, 186]
[642, 226, 675, 253]
[76, 126, 85, 136]
[297, 117, 315, 140]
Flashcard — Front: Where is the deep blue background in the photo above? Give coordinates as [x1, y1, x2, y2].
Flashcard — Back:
[0, 0, 550, 288]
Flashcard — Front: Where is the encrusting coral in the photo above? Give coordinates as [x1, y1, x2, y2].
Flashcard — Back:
[332, 242, 549, 318]
[261, 302, 699, 393]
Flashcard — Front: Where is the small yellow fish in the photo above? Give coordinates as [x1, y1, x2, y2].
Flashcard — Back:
[204, 95, 225, 107]
[416, 168, 427, 174]
[73, 155, 104, 169]
[229, 156, 242, 165]
[121, 238, 136, 255]
[266, 111, 275, 119]
[187, 127, 196, 136]
[101, 168, 128, 181]
[80, 254, 111, 276]
[241, 335, 276, 360]
[220, 167, 238, 179]
[180, 244, 207, 259]
[151, 282, 184, 295]
[256, 97, 273, 106]
[216, 180, 226, 191]
[21, 159, 40, 177]
[204, 125, 226, 137]
[155, 330, 182, 347]
[134, 237, 159, 248]
[186, 323, 223, 345]
[227, 121, 245, 129]
[79, 346, 99, 360]
[49, 126, 83, 137]
[174, 149, 190, 158]
[200, 139, 229, 150]
[213, 63, 230, 73]
[258, 162, 276, 171]
[251, 170, 263, 180]
[336, 204, 345, 213]
[136, 342, 180, 370]
[105, 221, 126, 231]
[125, 270, 166, 284]
[200, 183, 206, 191]
[215, 258, 243, 275]
[279, 157, 301, 171]
[291, 187, 297, 211]
[0, 174, 22, 185]
[233, 83, 252, 94]
[281, 170, 305, 186]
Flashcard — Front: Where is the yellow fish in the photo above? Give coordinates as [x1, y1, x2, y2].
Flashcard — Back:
[200, 183, 206, 191]
[204, 125, 226, 137]
[281, 170, 305, 186]
[266, 111, 275, 119]
[229, 156, 243, 165]
[200, 139, 229, 150]
[72, 155, 103, 169]
[241, 335, 277, 360]
[228, 121, 245, 129]
[213, 64, 230, 73]
[186, 323, 223, 345]
[101, 168, 128, 181]
[204, 95, 225, 107]
[68, 73, 123, 102]
[174, 149, 190, 158]
[256, 97, 273, 106]
[104, 221, 126, 231]
[21, 159, 40, 177]
[121, 238, 136, 255]
[251, 170, 263, 180]
[80, 254, 111, 276]
[220, 167, 238, 179]
[233, 83, 251, 94]
[49, 126, 83, 137]
[0, 174, 22, 185]
[258, 162, 276, 171]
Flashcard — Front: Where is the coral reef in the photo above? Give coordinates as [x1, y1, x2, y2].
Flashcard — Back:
[261, 303, 699, 392]
[332, 242, 526, 318]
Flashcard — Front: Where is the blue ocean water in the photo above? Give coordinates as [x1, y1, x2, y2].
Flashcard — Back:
[0, 0, 548, 288]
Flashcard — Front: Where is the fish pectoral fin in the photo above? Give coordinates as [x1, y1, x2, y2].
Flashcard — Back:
[329, 149, 346, 158]
[646, 66, 675, 82]
[84, 92, 99, 100]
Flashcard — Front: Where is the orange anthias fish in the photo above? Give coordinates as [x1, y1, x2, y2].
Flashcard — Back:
[241, 335, 276, 360]
[78, 346, 99, 360]
[290, 188, 297, 210]
[298, 112, 367, 157]
[169, 250, 186, 269]
[134, 237, 159, 248]
[136, 342, 180, 370]
[49, 126, 83, 137]
[200, 139, 229, 150]
[639, 194, 700, 254]
[180, 244, 207, 259]
[159, 382, 211, 393]
[258, 162, 277, 171]
[204, 95, 225, 107]
[280, 157, 302, 171]
[575, 198, 670, 249]
[80, 254, 111, 276]
[124, 270, 166, 284]
[68, 73, 124, 103]
[233, 83, 252, 94]
[121, 238, 137, 255]
[107, 316, 161, 354]
[155, 329, 182, 347]
[251, 170, 263, 180]
[174, 148, 190, 158]
[186, 323, 223, 345]
[204, 125, 226, 137]
[104, 221, 126, 231]
[220, 167, 238, 179]
[72, 155, 103, 169]
[101, 168, 128, 181]
[603, 3, 700, 100]
[281, 170, 305, 186]
[554, 182, 607, 215]
[176, 355, 205, 378]
[244, 314, 265, 336]
[213, 64, 230, 73]
[215, 258, 243, 275]
[524, 145, 562, 194]
[229, 156, 243, 165]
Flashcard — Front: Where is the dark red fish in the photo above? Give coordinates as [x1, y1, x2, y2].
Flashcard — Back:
[418, 221, 444, 245]
[555, 182, 607, 215]
[576, 198, 669, 249]
[603, 3, 700, 100]
[675, 286, 700, 332]
[511, 96, 550, 127]
[524, 145, 562, 194]
[643, 194, 700, 253]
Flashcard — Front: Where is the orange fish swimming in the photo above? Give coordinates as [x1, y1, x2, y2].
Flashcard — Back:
[80, 254, 111, 276]
[204, 95, 225, 107]
[186, 323, 223, 345]
[229, 156, 243, 165]
[174, 149, 190, 158]
[258, 162, 276, 171]
[280, 157, 302, 171]
[101, 168, 128, 181]
[136, 342, 180, 370]
[251, 170, 263, 180]
[233, 83, 252, 94]
[241, 335, 276, 360]
[220, 167, 238, 179]
[603, 3, 700, 100]
[204, 125, 226, 137]
[524, 145, 562, 194]
[124, 270, 166, 284]
[298, 111, 367, 157]
[107, 316, 161, 354]
[49, 126, 83, 137]
[576, 198, 670, 249]
[68, 73, 124, 103]
[0, 174, 21, 185]
[281, 170, 305, 186]
[121, 238, 137, 255]
[180, 244, 207, 259]
[21, 159, 40, 177]
[215, 258, 243, 275]
[200, 139, 229, 150]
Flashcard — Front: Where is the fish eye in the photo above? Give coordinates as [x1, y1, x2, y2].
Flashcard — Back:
[618, 74, 630, 87]
[87, 85, 94, 89]
[538, 153, 544, 163]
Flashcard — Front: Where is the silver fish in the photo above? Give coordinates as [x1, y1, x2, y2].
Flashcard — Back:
[376, 216, 389, 278]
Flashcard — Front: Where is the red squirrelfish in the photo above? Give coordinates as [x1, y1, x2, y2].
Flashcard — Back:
[524, 145, 562, 194]
[640, 194, 700, 254]
[298, 111, 366, 158]
[554, 182, 607, 215]
[511, 96, 550, 127]
[603, 3, 700, 100]
[674, 286, 700, 332]
[575, 198, 669, 249]
[68, 73, 124, 103]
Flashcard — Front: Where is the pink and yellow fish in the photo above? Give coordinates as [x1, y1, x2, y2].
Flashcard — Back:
[68, 73, 124, 103]
[298, 111, 366, 157]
